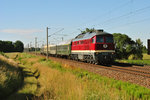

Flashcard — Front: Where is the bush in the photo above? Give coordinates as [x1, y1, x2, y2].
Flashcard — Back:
[128, 54, 143, 60]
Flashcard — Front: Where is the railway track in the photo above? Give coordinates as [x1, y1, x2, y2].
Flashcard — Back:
[131, 66, 150, 71]
[94, 64, 150, 78]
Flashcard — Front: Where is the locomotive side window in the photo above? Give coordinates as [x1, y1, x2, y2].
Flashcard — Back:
[96, 36, 104, 43]
[106, 37, 113, 43]
[81, 41, 84, 44]
[92, 38, 95, 43]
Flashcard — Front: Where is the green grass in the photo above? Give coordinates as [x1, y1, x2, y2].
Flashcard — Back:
[117, 59, 150, 65]
[5, 53, 150, 100]
[143, 53, 150, 60]
[117, 53, 150, 65]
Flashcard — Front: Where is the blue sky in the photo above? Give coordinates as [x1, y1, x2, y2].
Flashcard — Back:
[1, 0, 150, 47]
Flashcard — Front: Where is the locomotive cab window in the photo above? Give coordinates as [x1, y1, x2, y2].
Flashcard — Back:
[96, 36, 104, 43]
[106, 37, 113, 43]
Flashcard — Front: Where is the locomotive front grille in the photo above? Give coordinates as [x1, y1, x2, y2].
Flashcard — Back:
[94, 52, 115, 63]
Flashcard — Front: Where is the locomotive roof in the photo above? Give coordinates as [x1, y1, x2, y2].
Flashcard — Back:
[72, 30, 112, 42]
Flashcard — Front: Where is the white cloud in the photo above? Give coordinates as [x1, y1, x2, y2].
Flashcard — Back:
[0, 29, 43, 34]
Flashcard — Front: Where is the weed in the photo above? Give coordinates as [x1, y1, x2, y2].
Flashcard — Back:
[0, 52, 9, 58]
[38, 58, 46, 62]
[18, 57, 22, 62]
[22, 60, 27, 65]
[30, 61, 34, 66]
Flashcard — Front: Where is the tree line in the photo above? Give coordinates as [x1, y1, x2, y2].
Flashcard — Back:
[0, 40, 24, 52]
[81, 28, 147, 60]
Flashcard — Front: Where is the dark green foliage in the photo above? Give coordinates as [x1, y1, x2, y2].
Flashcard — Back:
[0, 40, 24, 52]
[14, 40, 24, 52]
[75, 28, 96, 39]
[0, 40, 4, 51]
[133, 39, 143, 59]
[113, 33, 145, 60]
[113, 33, 135, 59]
[81, 28, 96, 34]
[2, 41, 14, 52]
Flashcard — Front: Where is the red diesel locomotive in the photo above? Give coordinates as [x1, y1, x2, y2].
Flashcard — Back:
[71, 29, 115, 64]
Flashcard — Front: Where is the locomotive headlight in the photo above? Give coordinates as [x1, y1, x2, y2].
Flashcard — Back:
[103, 44, 108, 48]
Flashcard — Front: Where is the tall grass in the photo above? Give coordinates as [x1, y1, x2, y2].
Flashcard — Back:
[40, 58, 150, 100]
[0, 52, 9, 58]
[0, 55, 22, 99]
[6, 53, 150, 100]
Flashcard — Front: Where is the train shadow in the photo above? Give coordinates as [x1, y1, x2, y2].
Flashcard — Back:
[100, 62, 144, 67]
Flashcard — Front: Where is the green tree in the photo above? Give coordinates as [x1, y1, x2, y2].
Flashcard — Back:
[0, 40, 24, 52]
[81, 28, 95, 34]
[3, 41, 14, 52]
[133, 39, 143, 59]
[14, 40, 24, 52]
[142, 46, 147, 53]
[113, 33, 135, 59]
[113, 33, 144, 60]
[0, 40, 4, 51]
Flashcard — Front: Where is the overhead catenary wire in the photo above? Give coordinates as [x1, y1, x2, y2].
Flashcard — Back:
[91, 4, 150, 28]
[58, 0, 137, 39]
[48, 28, 64, 37]
[74, 0, 133, 29]
[72, 0, 150, 33]
[108, 17, 150, 30]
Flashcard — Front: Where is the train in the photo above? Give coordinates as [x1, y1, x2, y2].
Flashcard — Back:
[41, 29, 115, 64]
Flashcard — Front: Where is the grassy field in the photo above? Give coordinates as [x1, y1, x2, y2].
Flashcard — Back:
[4, 53, 150, 100]
[116, 53, 150, 65]
[0, 54, 22, 99]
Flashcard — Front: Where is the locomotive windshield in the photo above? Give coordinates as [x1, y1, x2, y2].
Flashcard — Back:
[96, 36, 113, 43]
[96, 36, 104, 43]
[105, 36, 113, 43]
